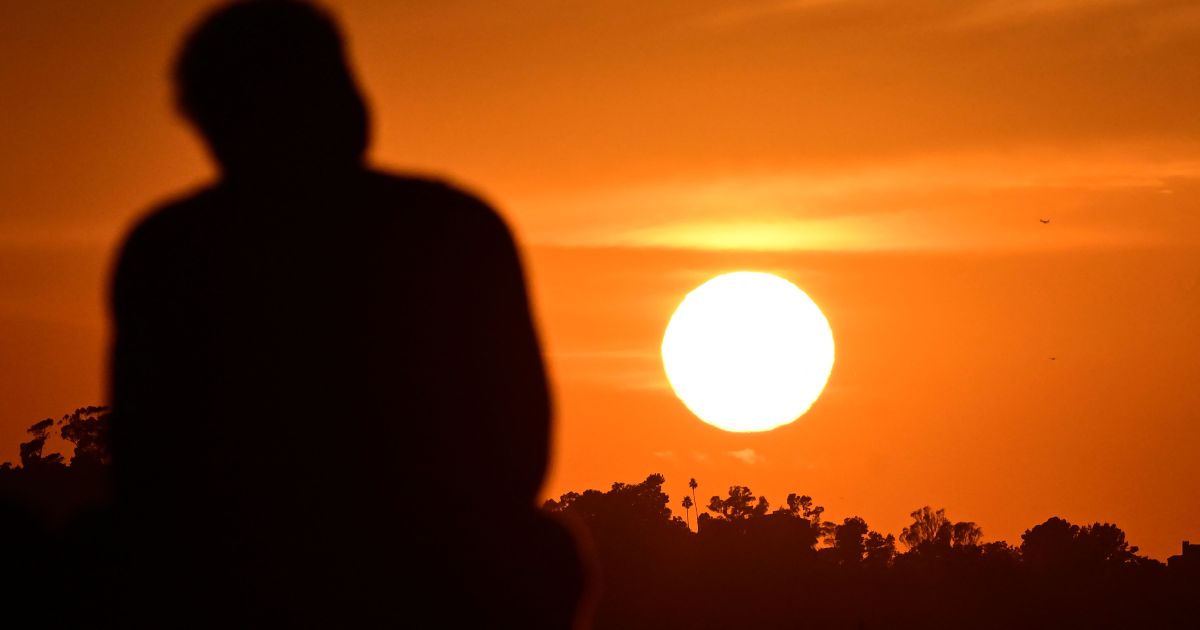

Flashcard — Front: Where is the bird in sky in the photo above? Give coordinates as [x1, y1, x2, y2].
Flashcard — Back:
[1039, 219, 1050, 224]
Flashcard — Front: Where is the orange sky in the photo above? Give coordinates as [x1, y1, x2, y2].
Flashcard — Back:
[2, 0, 1199, 558]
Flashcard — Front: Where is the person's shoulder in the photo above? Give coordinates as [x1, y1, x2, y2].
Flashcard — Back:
[367, 170, 511, 234]
[367, 169, 489, 204]
[111, 184, 224, 292]
[120, 183, 225, 249]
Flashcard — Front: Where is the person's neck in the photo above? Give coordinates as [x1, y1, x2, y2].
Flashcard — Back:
[221, 155, 365, 188]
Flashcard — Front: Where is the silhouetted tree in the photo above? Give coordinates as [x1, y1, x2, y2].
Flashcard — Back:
[705, 486, 769, 522]
[19, 419, 64, 469]
[688, 477, 698, 514]
[8, 407, 111, 471]
[0, 406, 116, 627]
[545, 474, 686, 629]
[779, 492, 833, 541]
[1020, 516, 1080, 568]
[951, 520, 983, 547]
[979, 540, 1020, 565]
[1021, 517, 1141, 570]
[695, 485, 821, 595]
[1079, 522, 1139, 564]
[783, 492, 824, 521]
[681, 495, 693, 528]
[900, 506, 982, 553]
[832, 516, 870, 565]
[864, 530, 897, 568]
[58, 406, 110, 467]
[546, 474, 680, 528]
[900, 506, 949, 549]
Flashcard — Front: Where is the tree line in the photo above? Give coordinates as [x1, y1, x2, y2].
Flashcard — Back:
[544, 473, 1197, 628]
[1, 408, 1197, 628]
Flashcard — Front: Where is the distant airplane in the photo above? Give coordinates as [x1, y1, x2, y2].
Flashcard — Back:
[1039, 219, 1050, 224]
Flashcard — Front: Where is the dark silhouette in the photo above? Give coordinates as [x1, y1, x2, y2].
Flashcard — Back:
[108, 1, 581, 626]
[6, 4, 1200, 628]
[0, 409, 113, 626]
[2, 425, 1200, 627]
[543, 475, 1198, 630]
[899, 506, 982, 552]
[1040, 219, 1051, 224]
[1021, 516, 1142, 570]
[1168, 541, 1200, 575]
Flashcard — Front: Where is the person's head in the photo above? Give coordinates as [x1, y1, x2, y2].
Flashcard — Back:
[174, 0, 369, 175]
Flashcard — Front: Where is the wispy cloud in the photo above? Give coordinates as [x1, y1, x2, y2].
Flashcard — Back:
[695, 0, 1161, 32]
[694, 0, 859, 28]
[947, 0, 1145, 29]
[516, 152, 1200, 253]
[548, 350, 660, 360]
[652, 450, 678, 463]
[728, 448, 763, 465]
[545, 348, 669, 391]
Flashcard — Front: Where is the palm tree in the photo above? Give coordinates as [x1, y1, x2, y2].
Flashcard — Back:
[682, 495, 694, 529]
[688, 477, 699, 514]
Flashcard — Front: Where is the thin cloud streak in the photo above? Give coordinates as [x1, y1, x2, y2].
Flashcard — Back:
[696, 0, 1171, 32]
[948, 0, 1147, 29]
[728, 448, 763, 465]
[546, 350, 670, 392]
[515, 151, 1200, 253]
[694, 0, 858, 28]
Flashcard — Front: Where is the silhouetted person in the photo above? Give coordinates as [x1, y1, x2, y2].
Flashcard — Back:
[109, 1, 582, 626]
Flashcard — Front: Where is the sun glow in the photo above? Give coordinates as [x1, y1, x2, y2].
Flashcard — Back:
[661, 272, 835, 432]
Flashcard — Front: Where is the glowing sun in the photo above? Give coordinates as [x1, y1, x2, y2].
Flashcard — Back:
[661, 272, 835, 432]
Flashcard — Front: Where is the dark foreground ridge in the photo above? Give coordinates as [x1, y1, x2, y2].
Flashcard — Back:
[2, 408, 1198, 628]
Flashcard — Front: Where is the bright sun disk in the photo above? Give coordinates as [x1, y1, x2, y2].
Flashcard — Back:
[661, 272, 835, 432]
